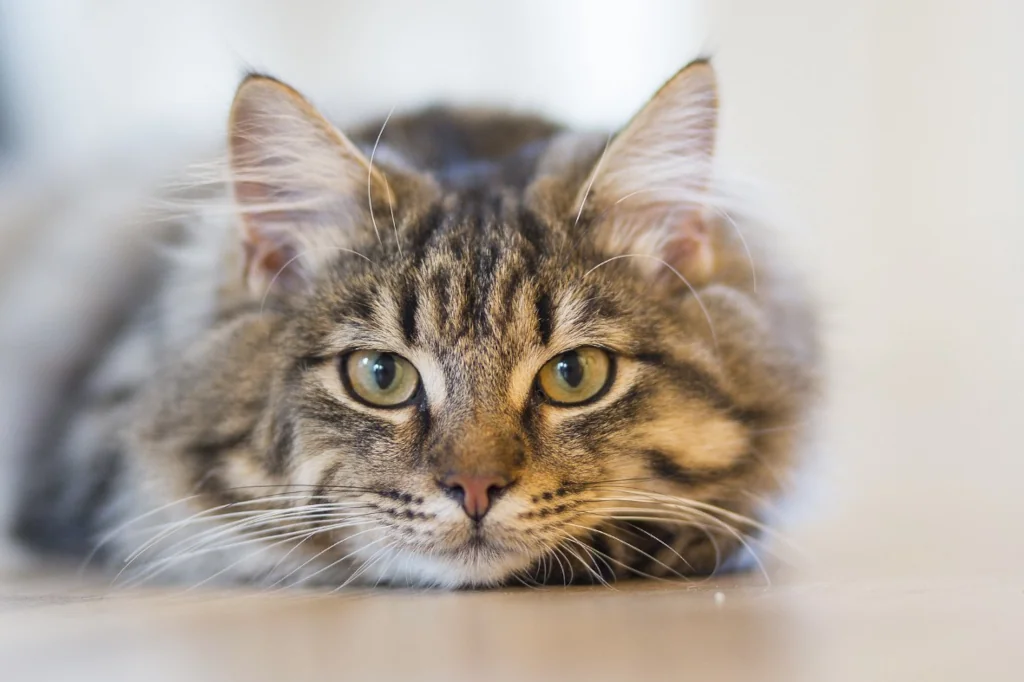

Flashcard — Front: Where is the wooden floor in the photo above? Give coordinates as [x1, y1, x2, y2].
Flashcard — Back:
[2, 571, 1022, 681]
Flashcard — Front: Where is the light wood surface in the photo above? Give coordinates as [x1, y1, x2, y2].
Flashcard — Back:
[2, 573, 1022, 681]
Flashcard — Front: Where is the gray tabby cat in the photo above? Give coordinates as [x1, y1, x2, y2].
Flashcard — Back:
[10, 59, 818, 588]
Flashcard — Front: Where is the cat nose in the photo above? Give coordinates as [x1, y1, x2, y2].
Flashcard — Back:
[437, 473, 513, 521]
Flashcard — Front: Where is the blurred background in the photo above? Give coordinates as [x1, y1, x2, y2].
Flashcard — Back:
[0, 0, 1021, 586]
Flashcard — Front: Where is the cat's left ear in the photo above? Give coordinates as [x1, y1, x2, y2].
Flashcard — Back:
[579, 59, 718, 285]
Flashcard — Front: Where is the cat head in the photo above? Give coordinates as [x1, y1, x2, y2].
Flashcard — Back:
[132, 60, 816, 587]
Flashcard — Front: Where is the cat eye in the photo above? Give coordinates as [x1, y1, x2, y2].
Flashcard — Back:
[342, 351, 420, 407]
[536, 347, 614, 406]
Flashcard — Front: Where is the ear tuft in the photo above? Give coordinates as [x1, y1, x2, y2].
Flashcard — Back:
[228, 75, 390, 294]
[580, 60, 719, 286]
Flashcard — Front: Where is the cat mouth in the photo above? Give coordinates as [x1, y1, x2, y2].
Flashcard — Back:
[452, 527, 502, 554]
[431, 525, 520, 561]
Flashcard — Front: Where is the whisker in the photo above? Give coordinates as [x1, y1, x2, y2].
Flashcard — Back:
[367, 105, 396, 249]
[594, 487, 787, 541]
[556, 531, 614, 589]
[564, 522, 686, 580]
[132, 502, 372, 537]
[550, 545, 574, 586]
[587, 505, 770, 585]
[372, 542, 405, 589]
[616, 520, 694, 572]
[568, 530, 680, 584]
[117, 493, 321, 572]
[121, 507, 377, 575]
[121, 516, 380, 589]
[281, 527, 387, 588]
[182, 519, 381, 592]
[80, 493, 203, 574]
[183, 521, 383, 592]
[573, 133, 613, 228]
[331, 539, 399, 592]
[120, 502, 372, 575]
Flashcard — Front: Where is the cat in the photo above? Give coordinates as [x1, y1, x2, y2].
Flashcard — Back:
[7, 58, 819, 588]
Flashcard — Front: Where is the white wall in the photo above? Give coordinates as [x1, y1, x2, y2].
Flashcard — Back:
[0, 0, 706, 162]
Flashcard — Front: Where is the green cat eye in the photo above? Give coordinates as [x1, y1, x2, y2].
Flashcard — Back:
[343, 351, 420, 407]
[537, 347, 614, 406]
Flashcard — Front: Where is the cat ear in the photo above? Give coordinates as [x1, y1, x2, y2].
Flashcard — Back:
[228, 74, 390, 293]
[579, 59, 719, 286]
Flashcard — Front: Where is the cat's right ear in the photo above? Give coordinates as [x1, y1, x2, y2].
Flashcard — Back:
[574, 60, 720, 287]
[228, 74, 391, 294]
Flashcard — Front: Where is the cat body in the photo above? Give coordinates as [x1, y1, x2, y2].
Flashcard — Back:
[8, 61, 819, 588]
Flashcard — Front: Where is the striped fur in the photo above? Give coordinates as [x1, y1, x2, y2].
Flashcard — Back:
[10, 60, 819, 588]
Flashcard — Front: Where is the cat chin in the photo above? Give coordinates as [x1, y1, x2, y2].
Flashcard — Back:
[357, 545, 536, 589]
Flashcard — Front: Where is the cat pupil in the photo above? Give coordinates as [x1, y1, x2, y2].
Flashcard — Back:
[556, 352, 583, 388]
[372, 354, 397, 390]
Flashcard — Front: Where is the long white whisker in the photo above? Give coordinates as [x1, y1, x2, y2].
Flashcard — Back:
[121, 516, 379, 588]
[551, 545, 574, 585]
[615, 519, 694, 572]
[595, 488, 786, 541]
[556, 532, 613, 588]
[137, 501, 371, 531]
[367, 106, 396, 247]
[118, 494, 319, 572]
[332, 540, 398, 592]
[181, 519, 381, 592]
[600, 511, 726, 568]
[284, 527, 387, 588]
[564, 522, 685, 580]
[372, 543, 404, 589]
[122, 503, 372, 577]
[80, 494, 203, 574]
[574, 133, 613, 228]
[568, 528, 678, 583]
[588, 503, 770, 584]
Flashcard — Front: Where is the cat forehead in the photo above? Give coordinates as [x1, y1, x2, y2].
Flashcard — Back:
[297, 186, 648, 360]
[328, 251, 625, 346]
[309, 241, 630, 354]
[413, 188, 558, 250]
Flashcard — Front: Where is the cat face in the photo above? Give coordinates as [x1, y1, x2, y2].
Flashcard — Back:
[130, 61, 817, 587]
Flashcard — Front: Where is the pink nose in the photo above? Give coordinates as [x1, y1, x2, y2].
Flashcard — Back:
[439, 474, 512, 521]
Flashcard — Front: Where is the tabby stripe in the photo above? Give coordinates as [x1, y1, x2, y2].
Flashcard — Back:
[517, 209, 546, 255]
[535, 291, 553, 346]
[643, 449, 752, 486]
[428, 270, 451, 323]
[190, 429, 253, 460]
[500, 266, 525, 322]
[407, 204, 445, 265]
[636, 352, 740, 414]
[347, 288, 375, 321]
[183, 430, 254, 503]
[416, 397, 432, 449]
[312, 460, 345, 503]
[400, 285, 418, 343]
[267, 416, 294, 476]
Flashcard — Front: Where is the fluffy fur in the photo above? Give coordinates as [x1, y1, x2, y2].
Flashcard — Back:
[9, 60, 819, 588]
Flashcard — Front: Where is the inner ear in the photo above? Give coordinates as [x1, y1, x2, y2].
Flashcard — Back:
[228, 74, 393, 295]
[578, 59, 719, 286]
